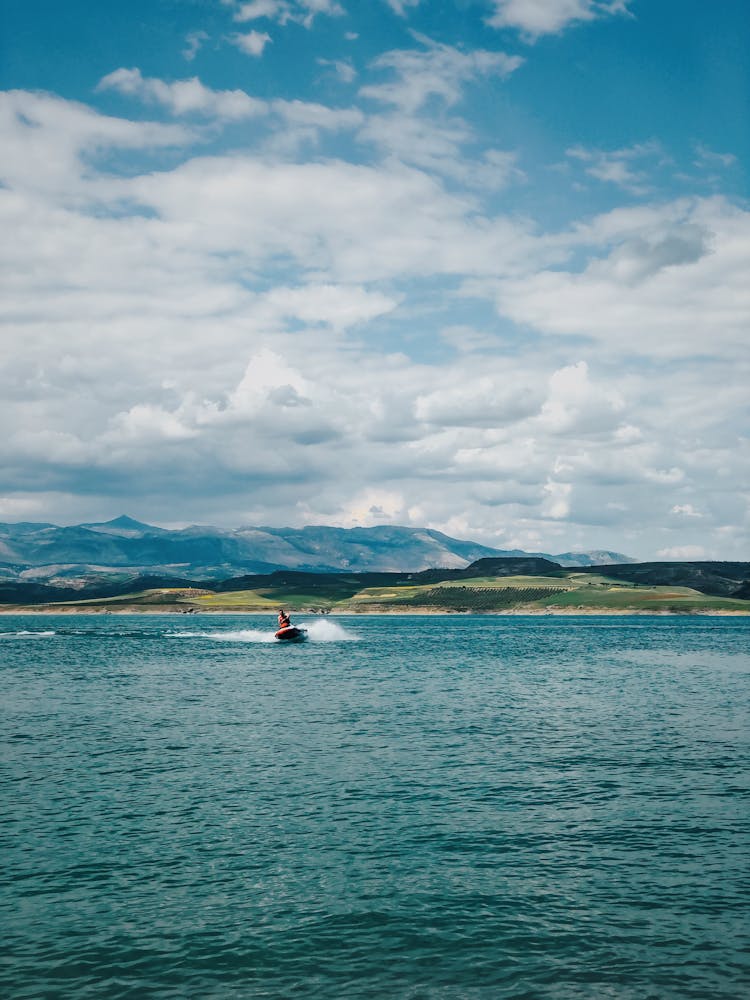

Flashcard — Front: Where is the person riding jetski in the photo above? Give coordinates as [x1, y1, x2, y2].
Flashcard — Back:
[275, 607, 307, 642]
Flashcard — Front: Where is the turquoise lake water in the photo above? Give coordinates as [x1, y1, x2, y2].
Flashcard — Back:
[1, 614, 749, 999]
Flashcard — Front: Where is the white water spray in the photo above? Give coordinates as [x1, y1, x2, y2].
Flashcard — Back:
[166, 619, 358, 643]
[303, 619, 357, 642]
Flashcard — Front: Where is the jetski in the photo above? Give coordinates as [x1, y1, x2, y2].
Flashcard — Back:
[275, 625, 308, 643]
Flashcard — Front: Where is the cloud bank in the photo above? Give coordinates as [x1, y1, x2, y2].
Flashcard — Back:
[1, 3, 747, 561]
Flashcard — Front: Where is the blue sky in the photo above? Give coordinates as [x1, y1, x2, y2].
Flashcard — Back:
[1, 0, 748, 558]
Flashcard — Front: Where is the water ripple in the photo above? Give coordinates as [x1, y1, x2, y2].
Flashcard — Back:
[1, 614, 748, 998]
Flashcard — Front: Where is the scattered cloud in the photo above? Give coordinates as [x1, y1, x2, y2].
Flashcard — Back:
[0, 89, 193, 197]
[317, 57, 357, 84]
[297, 0, 345, 22]
[2, 0, 747, 561]
[98, 67, 266, 119]
[542, 479, 572, 519]
[183, 30, 209, 61]
[115, 152, 540, 284]
[385, 0, 422, 16]
[229, 0, 343, 28]
[230, 30, 273, 56]
[108, 403, 199, 443]
[656, 545, 707, 560]
[492, 198, 749, 358]
[360, 134, 524, 188]
[671, 504, 703, 517]
[326, 487, 412, 528]
[693, 142, 737, 170]
[260, 283, 398, 328]
[415, 375, 542, 427]
[566, 141, 665, 194]
[271, 98, 363, 132]
[233, 0, 287, 21]
[360, 35, 523, 112]
[536, 361, 624, 434]
[97, 69, 362, 149]
[486, 0, 631, 40]
[0, 496, 48, 521]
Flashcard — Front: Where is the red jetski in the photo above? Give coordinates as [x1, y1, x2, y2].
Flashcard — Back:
[275, 624, 308, 643]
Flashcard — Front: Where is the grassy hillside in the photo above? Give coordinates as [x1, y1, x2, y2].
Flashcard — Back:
[576, 561, 750, 597]
[5, 567, 748, 614]
[341, 573, 748, 613]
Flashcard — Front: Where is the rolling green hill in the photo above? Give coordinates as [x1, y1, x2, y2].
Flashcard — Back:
[2, 559, 748, 615]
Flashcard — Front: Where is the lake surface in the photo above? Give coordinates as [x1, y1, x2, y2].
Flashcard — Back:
[1, 614, 749, 999]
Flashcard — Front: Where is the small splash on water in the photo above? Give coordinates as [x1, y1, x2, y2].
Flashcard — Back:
[0, 630, 56, 639]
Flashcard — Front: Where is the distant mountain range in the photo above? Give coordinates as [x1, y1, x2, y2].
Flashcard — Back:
[0, 516, 636, 587]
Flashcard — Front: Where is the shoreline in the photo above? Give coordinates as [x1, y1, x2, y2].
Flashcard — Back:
[1, 607, 748, 617]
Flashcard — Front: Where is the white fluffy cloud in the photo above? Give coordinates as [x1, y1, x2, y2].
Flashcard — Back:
[1, 76, 747, 558]
[415, 376, 541, 427]
[487, 0, 630, 39]
[183, 31, 209, 61]
[0, 90, 192, 197]
[358, 110, 523, 187]
[355, 36, 524, 187]
[567, 141, 665, 194]
[230, 30, 273, 56]
[656, 545, 708, 560]
[98, 67, 267, 119]
[317, 57, 357, 83]
[536, 361, 624, 434]
[233, 0, 286, 21]
[360, 36, 523, 112]
[385, 0, 422, 16]
[229, 0, 343, 27]
[97, 69, 363, 148]
[115, 153, 540, 284]
[492, 197, 750, 358]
